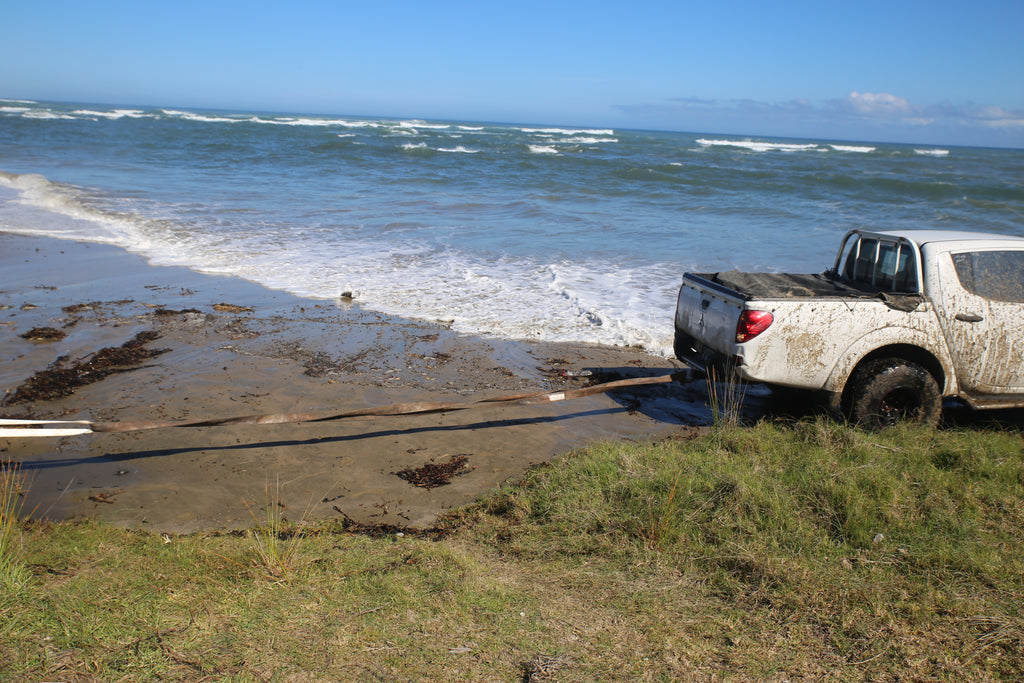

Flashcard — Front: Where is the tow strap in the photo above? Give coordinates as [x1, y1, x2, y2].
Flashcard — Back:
[0, 372, 690, 438]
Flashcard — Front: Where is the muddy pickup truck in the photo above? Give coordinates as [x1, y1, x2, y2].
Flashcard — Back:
[674, 229, 1024, 427]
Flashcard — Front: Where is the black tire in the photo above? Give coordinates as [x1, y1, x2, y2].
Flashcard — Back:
[845, 358, 941, 429]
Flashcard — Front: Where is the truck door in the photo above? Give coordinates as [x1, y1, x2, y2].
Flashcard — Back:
[937, 250, 1024, 393]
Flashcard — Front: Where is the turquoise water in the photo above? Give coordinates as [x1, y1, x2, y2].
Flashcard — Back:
[2, 100, 1022, 355]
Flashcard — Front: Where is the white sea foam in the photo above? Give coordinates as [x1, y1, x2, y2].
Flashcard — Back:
[457, 125, 484, 131]
[830, 144, 876, 153]
[528, 145, 559, 154]
[336, 120, 385, 128]
[164, 110, 389, 129]
[437, 146, 479, 154]
[0, 172, 155, 246]
[0, 106, 32, 114]
[270, 248, 678, 355]
[697, 138, 819, 152]
[71, 109, 146, 119]
[560, 136, 619, 144]
[258, 116, 363, 127]
[914, 148, 950, 157]
[22, 111, 77, 120]
[400, 120, 450, 130]
[521, 127, 615, 136]
[400, 143, 479, 153]
[162, 110, 247, 124]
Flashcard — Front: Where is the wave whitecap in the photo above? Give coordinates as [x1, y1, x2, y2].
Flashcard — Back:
[437, 146, 479, 154]
[830, 144, 876, 153]
[72, 109, 146, 120]
[697, 138, 819, 153]
[400, 120, 451, 131]
[521, 127, 615, 136]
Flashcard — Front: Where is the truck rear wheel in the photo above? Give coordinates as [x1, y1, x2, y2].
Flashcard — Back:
[845, 358, 941, 429]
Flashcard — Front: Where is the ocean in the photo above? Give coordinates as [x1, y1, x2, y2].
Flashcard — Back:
[2, 99, 1023, 357]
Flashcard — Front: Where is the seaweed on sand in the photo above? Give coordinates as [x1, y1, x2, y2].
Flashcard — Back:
[394, 455, 473, 490]
[2, 331, 169, 405]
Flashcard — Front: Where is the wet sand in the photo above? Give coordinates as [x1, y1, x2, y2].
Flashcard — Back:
[1, 232, 711, 533]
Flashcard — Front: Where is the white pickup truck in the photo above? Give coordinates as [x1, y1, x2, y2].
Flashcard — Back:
[674, 229, 1024, 427]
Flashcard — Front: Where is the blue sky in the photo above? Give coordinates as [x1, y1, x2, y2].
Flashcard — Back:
[3, 0, 1023, 147]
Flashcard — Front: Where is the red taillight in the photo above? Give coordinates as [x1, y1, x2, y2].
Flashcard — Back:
[736, 310, 773, 342]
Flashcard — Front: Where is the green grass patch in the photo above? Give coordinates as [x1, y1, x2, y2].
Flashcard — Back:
[3, 418, 1024, 680]
[0, 464, 30, 595]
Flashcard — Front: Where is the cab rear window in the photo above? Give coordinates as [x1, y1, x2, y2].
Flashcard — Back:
[951, 251, 1024, 303]
[841, 237, 918, 292]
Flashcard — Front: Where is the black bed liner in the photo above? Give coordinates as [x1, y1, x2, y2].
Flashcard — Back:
[693, 271, 922, 311]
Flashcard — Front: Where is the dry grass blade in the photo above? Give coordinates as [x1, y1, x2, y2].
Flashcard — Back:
[964, 615, 1024, 659]
[0, 463, 30, 591]
[521, 654, 573, 681]
[244, 478, 317, 580]
[706, 367, 747, 427]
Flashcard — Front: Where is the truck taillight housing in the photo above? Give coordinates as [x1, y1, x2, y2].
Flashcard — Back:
[736, 310, 773, 343]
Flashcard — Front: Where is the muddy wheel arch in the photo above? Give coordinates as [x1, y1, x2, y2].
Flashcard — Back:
[830, 337, 950, 404]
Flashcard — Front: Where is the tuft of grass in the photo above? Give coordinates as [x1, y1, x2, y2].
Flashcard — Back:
[244, 478, 318, 580]
[705, 367, 747, 427]
[0, 464, 30, 594]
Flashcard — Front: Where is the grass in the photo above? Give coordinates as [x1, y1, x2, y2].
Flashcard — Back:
[244, 477, 318, 580]
[2, 417, 1024, 680]
[0, 464, 30, 595]
[705, 368, 748, 427]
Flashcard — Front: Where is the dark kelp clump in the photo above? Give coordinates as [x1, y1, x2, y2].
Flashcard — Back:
[394, 455, 472, 490]
[20, 327, 67, 342]
[3, 331, 169, 405]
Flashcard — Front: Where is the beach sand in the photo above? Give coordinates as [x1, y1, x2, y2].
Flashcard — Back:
[1, 232, 714, 533]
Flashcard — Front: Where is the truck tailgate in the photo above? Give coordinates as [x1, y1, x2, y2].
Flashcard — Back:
[675, 273, 744, 355]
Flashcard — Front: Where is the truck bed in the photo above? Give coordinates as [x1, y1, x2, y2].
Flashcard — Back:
[692, 271, 878, 299]
[692, 271, 923, 311]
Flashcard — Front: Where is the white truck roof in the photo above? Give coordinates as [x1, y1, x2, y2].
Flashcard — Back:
[872, 229, 1024, 247]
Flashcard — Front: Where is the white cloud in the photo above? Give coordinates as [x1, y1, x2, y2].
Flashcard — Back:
[983, 117, 1024, 129]
[846, 91, 913, 116]
[971, 105, 1024, 129]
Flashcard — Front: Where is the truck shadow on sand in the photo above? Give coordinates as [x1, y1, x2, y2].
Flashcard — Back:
[593, 365, 828, 426]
